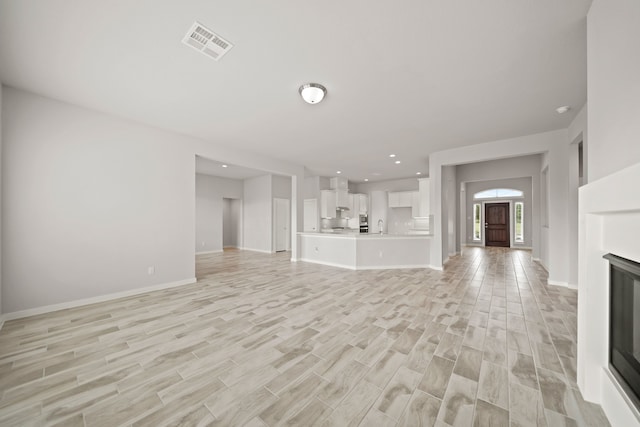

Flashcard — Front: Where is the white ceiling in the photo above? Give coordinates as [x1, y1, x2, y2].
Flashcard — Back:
[196, 156, 266, 180]
[0, 0, 591, 182]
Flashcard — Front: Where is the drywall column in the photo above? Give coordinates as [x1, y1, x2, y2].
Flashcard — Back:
[291, 172, 304, 261]
[587, 0, 640, 182]
[243, 175, 272, 253]
[0, 83, 3, 315]
[459, 182, 466, 253]
[441, 165, 457, 261]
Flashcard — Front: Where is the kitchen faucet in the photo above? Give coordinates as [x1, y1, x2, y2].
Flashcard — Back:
[378, 219, 384, 234]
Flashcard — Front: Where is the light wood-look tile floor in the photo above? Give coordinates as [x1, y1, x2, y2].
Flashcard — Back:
[0, 247, 610, 426]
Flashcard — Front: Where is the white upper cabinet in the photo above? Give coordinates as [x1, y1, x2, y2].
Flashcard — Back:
[388, 191, 414, 208]
[358, 194, 368, 214]
[335, 189, 349, 208]
[320, 190, 336, 218]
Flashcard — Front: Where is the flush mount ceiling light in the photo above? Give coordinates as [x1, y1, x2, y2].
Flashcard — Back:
[336, 170, 342, 174]
[364, 178, 369, 182]
[395, 160, 401, 164]
[221, 164, 228, 168]
[299, 83, 327, 104]
[416, 172, 422, 175]
[556, 105, 571, 114]
[389, 154, 396, 158]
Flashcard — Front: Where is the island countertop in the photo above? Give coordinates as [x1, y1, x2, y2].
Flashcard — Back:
[298, 232, 433, 270]
[297, 232, 432, 239]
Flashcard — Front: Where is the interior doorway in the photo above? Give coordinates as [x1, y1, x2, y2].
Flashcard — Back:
[223, 198, 242, 249]
[485, 203, 510, 247]
[274, 198, 290, 252]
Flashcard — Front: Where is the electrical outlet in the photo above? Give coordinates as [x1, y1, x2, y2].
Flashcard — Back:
[148, 266, 155, 275]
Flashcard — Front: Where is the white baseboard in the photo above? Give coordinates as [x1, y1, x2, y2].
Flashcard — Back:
[568, 283, 578, 290]
[0, 277, 197, 326]
[548, 279, 569, 288]
[428, 265, 444, 271]
[239, 247, 274, 254]
[299, 258, 432, 271]
[299, 258, 355, 270]
[356, 264, 431, 270]
[533, 258, 549, 272]
[195, 250, 223, 255]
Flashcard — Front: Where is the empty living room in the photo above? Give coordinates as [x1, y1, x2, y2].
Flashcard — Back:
[1, 0, 639, 426]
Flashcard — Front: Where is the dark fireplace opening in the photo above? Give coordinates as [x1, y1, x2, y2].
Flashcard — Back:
[605, 253, 640, 411]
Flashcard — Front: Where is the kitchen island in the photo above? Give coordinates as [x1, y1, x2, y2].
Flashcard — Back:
[298, 232, 433, 270]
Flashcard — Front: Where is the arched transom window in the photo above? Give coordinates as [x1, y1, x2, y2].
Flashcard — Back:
[473, 188, 523, 199]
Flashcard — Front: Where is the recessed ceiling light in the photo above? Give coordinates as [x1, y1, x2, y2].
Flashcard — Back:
[556, 106, 571, 114]
[389, 154, 396, 158]
[416, 172, 422, 175]
[336, 170, 342, 174]
[221, 164, 228, 168]
[395, 160, 401, 164]
[364, 178, 369, 182]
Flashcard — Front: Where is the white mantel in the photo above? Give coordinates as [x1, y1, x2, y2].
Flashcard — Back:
[578, 161, 640, 426]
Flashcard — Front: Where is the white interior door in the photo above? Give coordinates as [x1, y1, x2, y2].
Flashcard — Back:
[274, 198, 290, 252]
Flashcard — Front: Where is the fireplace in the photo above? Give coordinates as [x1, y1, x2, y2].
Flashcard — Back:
[606, 253, 640, 411]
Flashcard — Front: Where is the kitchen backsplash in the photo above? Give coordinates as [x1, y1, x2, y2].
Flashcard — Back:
[321, 217, 348, 230]
[388, 208, 413, 234]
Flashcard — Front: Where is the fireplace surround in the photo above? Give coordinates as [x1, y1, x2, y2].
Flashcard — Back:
[578, 161, 640, 426]
[605, 253, 640, 413]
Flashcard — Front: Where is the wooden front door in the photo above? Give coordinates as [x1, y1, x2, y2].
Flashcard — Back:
[485, 203, 510, 247]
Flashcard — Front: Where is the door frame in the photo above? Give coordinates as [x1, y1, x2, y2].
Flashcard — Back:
[273, 198, 291, 252]
[485, 202, 511, 247]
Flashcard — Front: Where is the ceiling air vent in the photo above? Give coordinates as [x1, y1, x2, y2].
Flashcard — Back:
[182, 21, 233, 61]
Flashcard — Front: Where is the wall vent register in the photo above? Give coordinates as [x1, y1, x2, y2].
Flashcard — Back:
[182, 21, 233, 61]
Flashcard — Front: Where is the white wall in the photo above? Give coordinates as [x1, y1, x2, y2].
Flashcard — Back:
[351, 177, 419, 194]
[587, 0, 640, 182]
[1, 87, 304, 315]
[2, 87, 195, 313]
[272, 175, 292, 252]
[243, 175, 272, 252]
[272, 175, 292, 199]
[429, 129, 570, 285]
[195, 173, 243, 253]
[0, 83, 3, 315]
[577, 2, 640, 423]
[567, 105, 587, 287]
[456, 155, 541, 254]
[441, 166, 456, 259]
